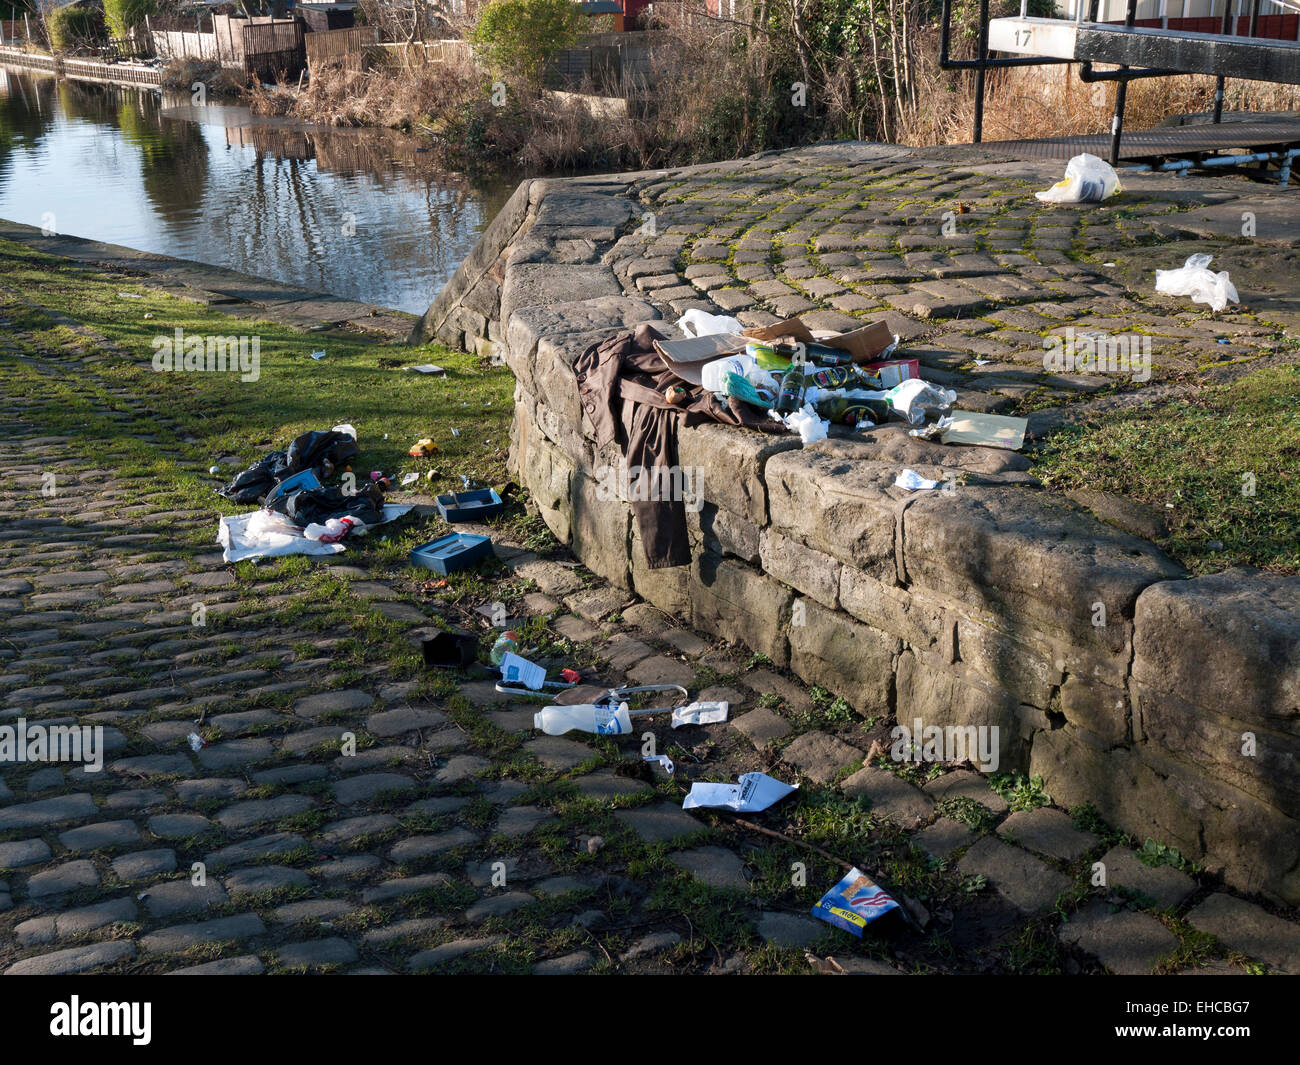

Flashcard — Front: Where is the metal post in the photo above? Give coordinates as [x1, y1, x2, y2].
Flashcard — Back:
[1213, 0, 1231, 122]
[1248, 0, 1261, 36]
[973, 0, 990, 143]
[1108, 0, 1139, 164]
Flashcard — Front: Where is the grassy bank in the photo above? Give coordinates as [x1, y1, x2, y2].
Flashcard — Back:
[1034, 364, 1300, 575]
[0, 237, 514, 493]
[2, 233, 1292, 591]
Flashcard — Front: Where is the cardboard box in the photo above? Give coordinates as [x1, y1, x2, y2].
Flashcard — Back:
[744, 317, 894, 365]
[862, 358, 920, 388]
[653, 332, 749, 385]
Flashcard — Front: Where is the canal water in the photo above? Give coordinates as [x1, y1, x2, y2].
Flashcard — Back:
[0, 67, 518, 314]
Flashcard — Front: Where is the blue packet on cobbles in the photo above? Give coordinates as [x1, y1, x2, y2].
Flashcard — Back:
[811, 867, 900, 936]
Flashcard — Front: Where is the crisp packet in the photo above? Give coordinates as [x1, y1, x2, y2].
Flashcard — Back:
[811, 867, 899, 936]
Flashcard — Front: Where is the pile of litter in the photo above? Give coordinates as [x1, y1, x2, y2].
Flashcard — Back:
[651, 311, 1029, 456]
[417, 627, 909, 940]
[215, 423, 412, 562]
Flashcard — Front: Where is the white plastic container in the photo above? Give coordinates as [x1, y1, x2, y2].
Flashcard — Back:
[533, 702, 633, 736]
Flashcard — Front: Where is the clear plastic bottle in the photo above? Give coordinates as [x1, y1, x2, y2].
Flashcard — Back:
[533, 702, 632, 736]
[489, 630, 519, 666]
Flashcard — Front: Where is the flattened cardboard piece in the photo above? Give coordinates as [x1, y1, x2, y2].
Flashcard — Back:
[654, 332, 750, 385]
[744, 318, 818, 345]
[744, 316, 893, 365]
[940, 411, 1028, 451]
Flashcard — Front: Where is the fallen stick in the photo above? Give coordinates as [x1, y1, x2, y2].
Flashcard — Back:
[673, 783, 923, 934]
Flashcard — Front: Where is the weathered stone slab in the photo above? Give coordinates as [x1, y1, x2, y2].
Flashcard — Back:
[956, 837, 1072, 913]
[692, 554, 792, 667]
[1096, 845, 1195, 910]
[1059, 900, 1179, 974]
[782, 732, 863, 784]
[1186, 893, 1300, 974]
[997, 807, 1098, 862]
[614, 804, 702, 844]
[668, 846, 749, 891]
[903, 486, 1183, 668]
[841, 767, 934, 828]
[1132, 569, 1300, 728]
[789, 599, 897, 717]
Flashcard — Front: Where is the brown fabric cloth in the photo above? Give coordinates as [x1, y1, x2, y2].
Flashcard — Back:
[573, 322, 785, 569]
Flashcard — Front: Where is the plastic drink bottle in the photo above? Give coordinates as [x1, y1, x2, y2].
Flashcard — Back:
[534, 702, 633, 736]
[490, 630, 520, 666]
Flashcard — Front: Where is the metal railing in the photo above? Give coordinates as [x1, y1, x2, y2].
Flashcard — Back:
[942, 0, 1287, 160]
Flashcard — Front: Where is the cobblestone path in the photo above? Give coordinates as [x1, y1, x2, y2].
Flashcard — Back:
[2, 220, 1298, 977]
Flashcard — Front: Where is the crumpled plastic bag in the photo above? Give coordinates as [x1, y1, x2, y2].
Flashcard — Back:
[1154, 253, 1239, 313]
[677, 309, 744, 338]
[886, 378, 957, 426]
[1035, 153, 1121, 204]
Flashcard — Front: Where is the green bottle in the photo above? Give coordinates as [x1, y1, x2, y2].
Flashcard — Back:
[776, 357, 808, 413]
[816, 395, 889, 426]
[808, 365, 886, 391]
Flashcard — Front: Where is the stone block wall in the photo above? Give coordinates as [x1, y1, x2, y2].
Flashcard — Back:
[413, 170, 1300, 906]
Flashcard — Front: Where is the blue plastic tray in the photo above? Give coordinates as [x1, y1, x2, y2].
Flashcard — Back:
[410, 532, 493, 575]
[436, 488, 503, 522]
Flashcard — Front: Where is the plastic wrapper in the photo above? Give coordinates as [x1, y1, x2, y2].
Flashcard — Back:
[886, 378, 957, 425]
[676, 309, 744, 338]
[811, 867, 901, 937]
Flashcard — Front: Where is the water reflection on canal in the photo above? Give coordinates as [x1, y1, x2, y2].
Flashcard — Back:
[0, 67, 518, 313]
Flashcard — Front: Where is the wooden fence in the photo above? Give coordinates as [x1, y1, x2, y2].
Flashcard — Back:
[152, 29, 219, 62]
[305, 25, 377, 73]
[366, 39, 472, 70]
[97, 35, 153, 61]
[241, 19, 304, 81]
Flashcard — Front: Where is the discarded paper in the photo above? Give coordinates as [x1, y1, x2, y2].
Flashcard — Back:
[682, 771, 796, 812]
[498, 652, 545, 692]
[940, 411, 1027, 451]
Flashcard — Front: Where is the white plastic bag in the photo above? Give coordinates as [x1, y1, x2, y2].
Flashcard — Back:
[701, 353, 759, 393]
[676, 309, 744, 338]
[1154, 254, 1239, 313]
[1035, 153, 1121, 205]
